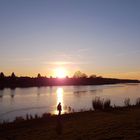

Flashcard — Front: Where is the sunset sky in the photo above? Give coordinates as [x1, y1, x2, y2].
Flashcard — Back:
[0, 0, 140, 79]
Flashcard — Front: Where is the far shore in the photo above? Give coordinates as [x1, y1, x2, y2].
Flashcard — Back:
[0, 106, 140, 140]
[0, 71, 140, 89]
[0, 76, 139, 89]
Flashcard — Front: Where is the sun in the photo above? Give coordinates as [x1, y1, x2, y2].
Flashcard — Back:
[55, 67, 67, 78]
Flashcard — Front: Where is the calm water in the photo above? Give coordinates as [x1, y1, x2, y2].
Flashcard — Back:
[0, 83, 140, 122]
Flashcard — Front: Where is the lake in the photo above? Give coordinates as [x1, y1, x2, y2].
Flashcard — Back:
[0, 83, 140, 122]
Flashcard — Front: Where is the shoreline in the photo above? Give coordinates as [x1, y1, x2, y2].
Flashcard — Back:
[0, 106, 140, 140]
[0, 82, 139, 89]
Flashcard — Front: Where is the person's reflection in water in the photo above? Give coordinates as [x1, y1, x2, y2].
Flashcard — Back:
[56, 118, 63, 135]
[0, 90, 3, 99]
[10, 89, 15, 99]
[56, 102, 63, 135]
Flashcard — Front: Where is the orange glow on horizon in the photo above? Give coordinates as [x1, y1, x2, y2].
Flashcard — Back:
[1, 68, 140, 80]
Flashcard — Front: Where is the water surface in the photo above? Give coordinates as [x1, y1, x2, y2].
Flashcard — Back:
[0, 83, 140, 122]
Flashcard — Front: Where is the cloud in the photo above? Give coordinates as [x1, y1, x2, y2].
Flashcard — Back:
[42, 61, 74, 65]
[117, 50, 140, 57]
[42, 61, 93, 65]
[3, 58, 33, 62]
[77, 48, 91, 52]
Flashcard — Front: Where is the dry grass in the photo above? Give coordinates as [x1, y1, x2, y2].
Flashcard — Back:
[0, 107, 140, 140]
[92, 97, 111, 110]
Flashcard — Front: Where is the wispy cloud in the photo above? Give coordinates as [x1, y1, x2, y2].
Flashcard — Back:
[117, 50, 140, 57]
[4, 58, 33, 62]
[77, 48, 91, 52]
[42, 61, 93, 65]
[42, 61, 74, 65]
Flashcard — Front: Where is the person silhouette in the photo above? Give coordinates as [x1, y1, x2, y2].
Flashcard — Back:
[57, 102, 62, 115]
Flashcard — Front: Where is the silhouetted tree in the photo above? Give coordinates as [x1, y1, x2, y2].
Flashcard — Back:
[37, 73, 41, 78]
[89, 74, 97, 78]
[73, 71, 87, 78]
[0, 72, 5, 79]
[66, 76, 69, 79]
[11, 72, 16, 78]
[98, 76, 103, 78]
[73, 71, 82, 78]
[81, 73, 88, 78]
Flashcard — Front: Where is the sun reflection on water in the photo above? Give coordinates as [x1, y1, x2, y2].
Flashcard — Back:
[54, 87, 64, 114]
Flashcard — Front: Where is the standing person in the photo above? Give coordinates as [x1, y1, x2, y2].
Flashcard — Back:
[57, 102, 62, 115]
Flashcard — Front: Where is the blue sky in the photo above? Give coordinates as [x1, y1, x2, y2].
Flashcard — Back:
[0, 0, 140, 79]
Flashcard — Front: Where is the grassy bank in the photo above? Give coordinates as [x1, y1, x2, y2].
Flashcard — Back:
[0, 106, 140, 140]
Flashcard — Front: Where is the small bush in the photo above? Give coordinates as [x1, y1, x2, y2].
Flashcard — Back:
[135, 97, 140, 107]
[42, 113, 51, 118]
[35, 114, 39, 119]
[124, 98, 131, 107]
[14, 116, 24, 123]
[92, 97, 104, 110]
[92, 97, 112, 111]
[104, 99, 111, 109]
[26, 114, 29, 120]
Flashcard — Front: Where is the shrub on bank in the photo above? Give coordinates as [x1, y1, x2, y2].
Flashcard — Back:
[104, 99, 111, 110]
[92, 97, 111, 110]
[14, 116, 24, 123]
[135, 97, 140, 107]
[124, 98, 131, 107]
[92, 97, 104, 110]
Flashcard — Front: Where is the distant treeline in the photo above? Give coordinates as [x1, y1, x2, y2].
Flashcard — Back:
[0, 71, 139, 89]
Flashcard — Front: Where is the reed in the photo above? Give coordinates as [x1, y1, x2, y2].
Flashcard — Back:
[124, 98, 131, 107]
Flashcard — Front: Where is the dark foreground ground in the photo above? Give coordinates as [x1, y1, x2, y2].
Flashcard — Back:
[0, 107, 140, 140]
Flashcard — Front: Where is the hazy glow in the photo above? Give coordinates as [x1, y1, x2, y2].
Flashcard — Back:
[54, 67, 67, 78]
[57, 87, 63, 104]
[0, 0, 140, 79]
